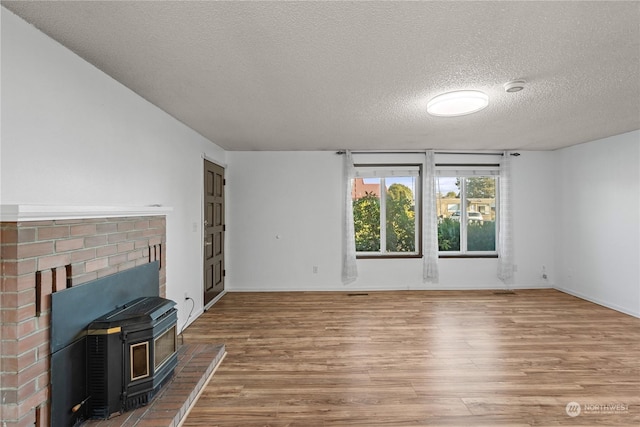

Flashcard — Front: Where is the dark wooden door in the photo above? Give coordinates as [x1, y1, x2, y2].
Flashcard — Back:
[204, 160, 225, 306]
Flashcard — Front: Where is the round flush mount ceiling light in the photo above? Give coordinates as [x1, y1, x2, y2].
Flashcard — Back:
[427, 90, 489, 117]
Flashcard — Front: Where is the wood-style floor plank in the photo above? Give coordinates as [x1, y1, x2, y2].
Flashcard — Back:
[181, 289, 639, 426]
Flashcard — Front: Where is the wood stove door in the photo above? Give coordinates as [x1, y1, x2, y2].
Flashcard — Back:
[204, 159, 225, 307]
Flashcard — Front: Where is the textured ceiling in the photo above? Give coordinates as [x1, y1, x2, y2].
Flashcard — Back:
[3, 1, 640, 151]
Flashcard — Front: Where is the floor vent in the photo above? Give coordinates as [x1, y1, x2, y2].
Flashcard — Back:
[347, 293, 369, 297]
[493, 290, 516, 295]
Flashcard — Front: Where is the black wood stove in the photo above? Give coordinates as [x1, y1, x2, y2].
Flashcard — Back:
[86, 296, 178, 419]
[50, 262, 175, 426]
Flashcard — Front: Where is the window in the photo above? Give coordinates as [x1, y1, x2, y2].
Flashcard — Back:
[436, 166, 498, 256]
[352, 165, 421, 257]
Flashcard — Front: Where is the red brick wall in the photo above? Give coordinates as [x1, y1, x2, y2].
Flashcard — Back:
[0, 216, 166, 427]
[352, 177, 380, 200]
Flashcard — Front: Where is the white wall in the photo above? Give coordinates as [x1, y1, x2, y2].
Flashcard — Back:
[0, 9, 226, 329]
[555, 131, 640, 317]
[226, 152, 343, 290]
[226, 150, 557, 291]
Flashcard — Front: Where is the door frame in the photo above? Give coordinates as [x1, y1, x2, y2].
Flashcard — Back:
[202, 155, 227, 311]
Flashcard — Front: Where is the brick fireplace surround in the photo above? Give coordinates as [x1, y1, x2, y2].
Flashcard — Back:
[1, 206, 169, 427]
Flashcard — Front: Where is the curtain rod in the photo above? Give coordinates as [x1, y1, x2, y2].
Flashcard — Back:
[335, 150, 520, 156]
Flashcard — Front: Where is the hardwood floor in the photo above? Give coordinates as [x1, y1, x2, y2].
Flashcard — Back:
[181, 289, 639, 426]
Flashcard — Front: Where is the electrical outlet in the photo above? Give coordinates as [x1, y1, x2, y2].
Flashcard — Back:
[184, 292, 189, 300]
[313, 266, 318, 274]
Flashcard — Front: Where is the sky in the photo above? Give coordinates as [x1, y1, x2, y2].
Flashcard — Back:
[436, 177, 459, 196]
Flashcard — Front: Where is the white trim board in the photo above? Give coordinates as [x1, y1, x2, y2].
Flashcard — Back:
[0, 204, 173, 221]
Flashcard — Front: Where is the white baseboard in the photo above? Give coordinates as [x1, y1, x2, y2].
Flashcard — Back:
[204, 290, 227, 311]
[554, 286, 640, 318]
[179, 290, 228, 333]
[225, 283, 553, 292]
[179, 307, 204, 333]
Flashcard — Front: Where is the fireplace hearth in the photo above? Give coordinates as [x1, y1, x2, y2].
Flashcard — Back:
[86, 296, 178, 419]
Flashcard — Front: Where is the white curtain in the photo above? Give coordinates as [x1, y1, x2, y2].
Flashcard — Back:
[342, 151, 358, 284]
[423, 150, 439, 283]
[497, 151, 514, 283]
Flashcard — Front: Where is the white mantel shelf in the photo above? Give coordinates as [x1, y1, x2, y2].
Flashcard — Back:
[0, 204, 173, 222]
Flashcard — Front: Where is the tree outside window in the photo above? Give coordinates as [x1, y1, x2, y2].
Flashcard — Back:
[352, 166, 420, 256]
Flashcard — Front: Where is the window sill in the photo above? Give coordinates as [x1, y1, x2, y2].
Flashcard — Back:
[438, 254, 498, 259]
[356, 254, 422, 260]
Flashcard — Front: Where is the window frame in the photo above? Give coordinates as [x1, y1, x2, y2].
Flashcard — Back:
[353, 163, 423, 259]
[436, 164, 499, 258]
